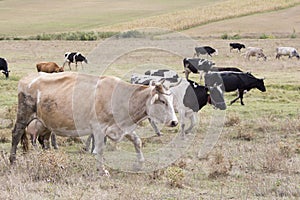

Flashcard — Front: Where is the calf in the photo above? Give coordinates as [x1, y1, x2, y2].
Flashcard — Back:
[244, 47, 267, 61]
[27, 117, 96, 152]
[36, 62, 64, 73]
[205, 72, 266, 105]
[229, 43, 246, 52]
[183, 58, 215, 80]
[131, 70, 226, 137]
[63, 52, 88, 70]
[276, 47, 300, 60]
[0, 57, 10, 78]
[194, 46, 218, 57]
[26, 118, 58, 149]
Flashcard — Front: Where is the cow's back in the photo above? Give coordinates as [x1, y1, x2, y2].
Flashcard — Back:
[19, 72, 95, 135]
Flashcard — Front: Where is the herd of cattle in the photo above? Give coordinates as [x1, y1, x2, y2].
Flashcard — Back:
[2, 42, 298, 176]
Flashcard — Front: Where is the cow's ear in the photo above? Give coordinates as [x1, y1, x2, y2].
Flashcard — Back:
[149, 80, 156, 86]
[150, 93, 159, 104]
[159, 78, 166, 84]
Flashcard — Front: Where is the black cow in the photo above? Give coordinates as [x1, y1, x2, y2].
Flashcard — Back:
[131, 70, 226, 136]
[194, 46, 218, 57]
[63, 52, 88, 70]
[230, 43, 246, 52]
[0, 57, 9, 78]
[183, 58, 215, 80]
[205, 72, 266, 105]
[211, 66, 243, 72]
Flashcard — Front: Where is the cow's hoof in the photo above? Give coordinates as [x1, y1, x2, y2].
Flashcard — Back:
[9, 155, 16, 164]
[99, 169, 110, 177]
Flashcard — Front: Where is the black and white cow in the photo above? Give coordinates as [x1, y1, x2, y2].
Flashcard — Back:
[194, 46, 218, 57]
[275, 47, 300, 60]
[63, 52, 88, 70]
[131, 70, 226, 137]
[183, 58, 215, 80]
[0, 57, 9, 78]
[205, 72, 266, 105]
[229, 43, 246, 52]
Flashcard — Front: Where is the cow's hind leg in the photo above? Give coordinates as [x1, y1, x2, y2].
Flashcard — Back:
[51, 133, 58, 149]
[94, 132, 109, 176]
[10, 92, 36, 163]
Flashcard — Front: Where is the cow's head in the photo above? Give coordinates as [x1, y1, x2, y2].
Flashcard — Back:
[207, 83, 226, 110]
[2, 70, 9, 78]
[147, 80, 178, 127]
[58, 67, 64, 72]
[256, 78, 266, 92]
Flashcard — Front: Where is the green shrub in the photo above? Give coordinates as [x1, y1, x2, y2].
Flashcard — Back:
[221, 33, 241, 40]
[290, 28, 297, 38]
[259, 33, 275, 39]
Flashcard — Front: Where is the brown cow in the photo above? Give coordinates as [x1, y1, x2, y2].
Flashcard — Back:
[10, 72, 178, 176]
[36, 62, 64, 73]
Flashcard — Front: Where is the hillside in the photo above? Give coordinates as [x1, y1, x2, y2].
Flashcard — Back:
[183, 5, 300, 38]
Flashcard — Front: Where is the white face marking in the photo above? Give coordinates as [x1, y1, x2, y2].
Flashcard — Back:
[193, 82, 197, 88]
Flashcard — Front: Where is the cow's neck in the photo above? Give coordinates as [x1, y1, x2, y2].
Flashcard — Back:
[129, 86, 150, 123]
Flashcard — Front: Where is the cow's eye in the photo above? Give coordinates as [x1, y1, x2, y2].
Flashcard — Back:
[160, 99, 167, 105]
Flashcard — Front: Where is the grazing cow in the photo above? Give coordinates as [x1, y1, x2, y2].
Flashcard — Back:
[10, 72, 178, 176]
[183, 58, 215, 80]
[26, 118, 58, 149]
[0, 57, 10, 78]
[36, 62, 64, 73]
[63, 52, 88, 70]
[244, 47, 267, 61]
[194, 46, 218, 57]
[229, 43, 246, 52]
[131, 70, 226, 136]
[275, 47, 300, 60]
[205, 72, 266, 105]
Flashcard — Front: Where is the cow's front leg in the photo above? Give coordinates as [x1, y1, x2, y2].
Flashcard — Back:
[148, 119, 162, 136]
[125, 131, 144, 163]
[185, 113, 196, 134]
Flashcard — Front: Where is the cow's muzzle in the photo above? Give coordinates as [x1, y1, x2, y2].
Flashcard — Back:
[170, 120, 178, 127]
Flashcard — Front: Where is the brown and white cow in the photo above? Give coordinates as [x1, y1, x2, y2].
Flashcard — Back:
[244, 47, 267, 61]
[10, 72, 178, 176]
[36, 62, 64, 73]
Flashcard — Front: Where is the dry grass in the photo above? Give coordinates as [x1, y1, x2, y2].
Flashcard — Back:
[0, 38, 300, 199]
[101, 0, 300, 32]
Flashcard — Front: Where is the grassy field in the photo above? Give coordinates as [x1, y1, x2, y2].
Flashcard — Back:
[1, 0, 299, 37]
[0, 1, 300, 199]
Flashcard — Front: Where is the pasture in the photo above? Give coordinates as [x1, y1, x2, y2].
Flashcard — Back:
[1, 1, 300, 199]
